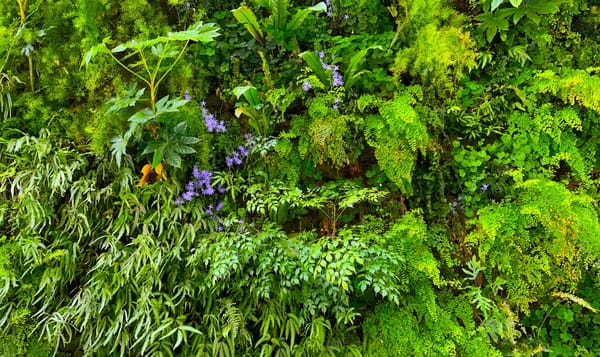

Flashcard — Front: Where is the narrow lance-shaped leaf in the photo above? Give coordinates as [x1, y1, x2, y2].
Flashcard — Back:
[231, 6, 265, 44]
[299, 51, 331, 86]
[271, 0, 289, 30]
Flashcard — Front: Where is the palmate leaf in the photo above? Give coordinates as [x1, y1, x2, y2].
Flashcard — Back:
[165, 22, 221, 43]
[110, 135, 128, 167]
[105, 84, 146, 116]
[475, 9, 512, 42]
[512, 0, 560, 24]
[106, 22, 220, 53]
[154, 96, 188, 116]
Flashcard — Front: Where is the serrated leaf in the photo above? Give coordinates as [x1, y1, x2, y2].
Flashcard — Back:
[166, 22, 220, 43]
[173, 145, 196, 155]
[142, 141, 163, 155]
[513, 0, 560, 24]
[128, 108, 155, 124]
[110, 135, 128, 167]
[164, 149, 182, 168]
[174, 121, 187, 134]
[179, 136, 200, 145]
[154, 96, 188, 116]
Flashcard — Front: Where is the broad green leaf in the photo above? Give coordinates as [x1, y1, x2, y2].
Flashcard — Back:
[179, 136, 200, 145]
[164, 149, 182, 168]
[235, 106, 261, 121]
[513, 0, 560, 24]
[308, 2, 327, 11]
[231, 6, 264, 44]
[142, 141, 162, 156]
[509, 0, 522, 7]
[299, 51, 331, 86]
[491, 0, 504, 11]
[173, 145, 196, 155]
[128, 108, 155, 124]
[154, 96, 188, 116]
[153, 147, 165, 168]
[173, 121, 187, 134]
[287, 9, 311, 31]
[344, 46, 382, 89]
[475, 9, 512, 42]
[233, 86, 260, 107]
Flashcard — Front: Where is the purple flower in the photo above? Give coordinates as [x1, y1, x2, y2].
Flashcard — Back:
[343, 13, 349, 20]
[481, 183, 489, 191]
[217, 185, 226, 194]
[192, 166, 200, 179]
[232, 152, 242, 165]
[186, 181, 195, 192]
[216, 202, 224, 211]
[206, 204, 213, 215]
[225, 156, 233, 168]
[238, 145, 249, 157]
[319, 51, 325, 60]
[184, 91, 191, 100]
[332, 70, 344, 87]
[302, 81, 312, 92]
[175, 198, 182, 206]
[185, 2, 191, 10]
[202, 101, 226, 133]
[202, 186, 215, 196]
[182, 191, 194, 201]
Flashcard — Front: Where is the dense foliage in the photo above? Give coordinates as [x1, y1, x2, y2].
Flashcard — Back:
[1, 0, 599, 355]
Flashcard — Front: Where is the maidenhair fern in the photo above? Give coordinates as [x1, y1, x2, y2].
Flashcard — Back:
[363, 91, 430, 195]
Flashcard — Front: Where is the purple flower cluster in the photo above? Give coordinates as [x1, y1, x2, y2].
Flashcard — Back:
[201, 101, 226, 133]
[175, 166, 214, 205]
[302, 81, 312, 92]
[317, 52, 344, 88]
[332, 65, 344, 87]
[225, 144, 251, 168]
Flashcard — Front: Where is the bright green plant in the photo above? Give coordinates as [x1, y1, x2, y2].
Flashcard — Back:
[83, 21, 220, 167]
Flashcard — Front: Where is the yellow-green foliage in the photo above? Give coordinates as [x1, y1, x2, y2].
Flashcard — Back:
[393, 24, 477, 93]
[467, 179, 600, 312]
[532, 68, 600, 114]
[364, 91, 429, 195]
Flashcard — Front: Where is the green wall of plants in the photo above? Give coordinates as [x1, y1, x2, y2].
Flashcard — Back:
[1, 0, 599, 355]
